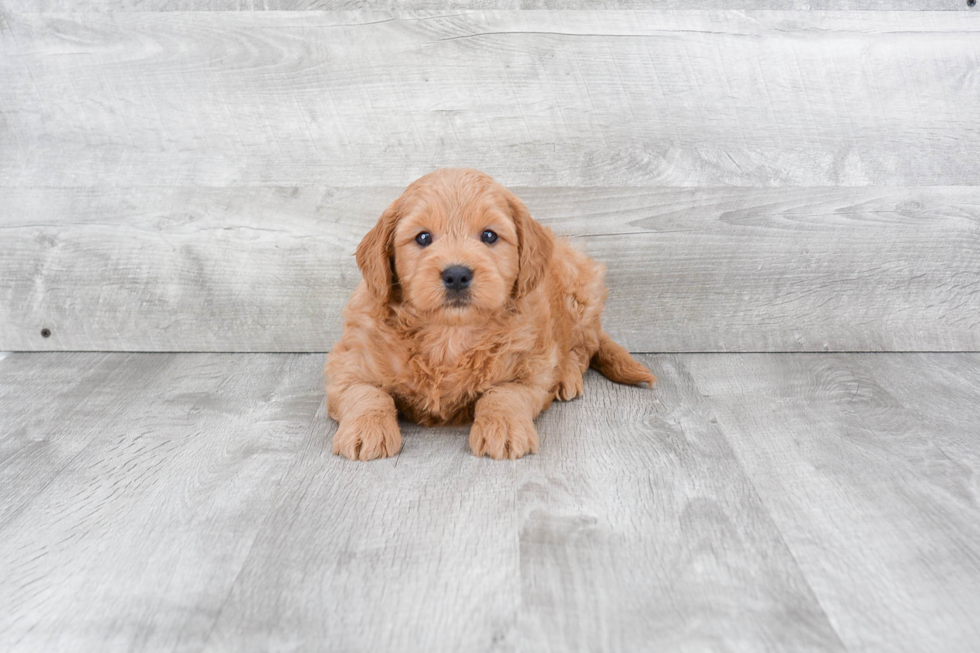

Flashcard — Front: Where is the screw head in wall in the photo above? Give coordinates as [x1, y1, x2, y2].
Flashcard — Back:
[41, 328, 51, 338]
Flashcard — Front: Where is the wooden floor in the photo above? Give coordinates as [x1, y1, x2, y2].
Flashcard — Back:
[1, 352, 978, 652]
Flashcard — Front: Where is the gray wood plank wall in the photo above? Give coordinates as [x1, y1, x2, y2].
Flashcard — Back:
[2, 8, 978, 352]
[4, 1, 975, 11]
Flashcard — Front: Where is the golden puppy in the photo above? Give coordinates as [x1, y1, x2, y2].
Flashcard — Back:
[326, 168, 654, 460]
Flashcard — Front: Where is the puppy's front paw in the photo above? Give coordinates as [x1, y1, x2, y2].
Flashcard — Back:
[556, 372, 584, 401]
[333, 412, 402, 461]
[469, 413, 539, 460]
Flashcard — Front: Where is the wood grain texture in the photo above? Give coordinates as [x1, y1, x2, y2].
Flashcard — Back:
[202, 403, 522, 651]
[3, 9, 979, 353]
[685, 353, 980, 652]
[0, 353, 323, 651]
[515, 355, 843, 652]
[0, 351, 842, 652]
[3, 352, 979, 650]
[2, 11, 979, 188]
[202, 357, 842, 652]
[0, 352, 160, 530]
[4, 1, 973, 12]
[2, 186, 978, 352]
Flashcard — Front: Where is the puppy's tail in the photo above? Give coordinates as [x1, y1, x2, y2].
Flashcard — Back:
[590, 331, 656, 387]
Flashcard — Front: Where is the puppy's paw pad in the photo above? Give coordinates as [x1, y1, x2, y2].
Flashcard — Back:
[469, 414, 539, 460]
[333, 413, 402, 461]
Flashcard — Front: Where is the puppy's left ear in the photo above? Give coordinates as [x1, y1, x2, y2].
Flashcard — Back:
[509, 194, 554, 299]
[355, 200, 400, 304]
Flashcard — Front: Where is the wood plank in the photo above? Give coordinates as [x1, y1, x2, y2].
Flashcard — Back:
[0, 352, 322, 651]
[162, 356, 841, 651]
[515, 357, 843, 652]
[202, 406, 524, 651]
[0, 352, 845, 652]
[0, 352, 172, 530]
[2, 11, 979, 188]
[859, 353, 980, 466]
[5, 1, 970, 11]
[2, 186, 977, 352]
[4, 352, 980, 650]
[685, 353, 980, 652]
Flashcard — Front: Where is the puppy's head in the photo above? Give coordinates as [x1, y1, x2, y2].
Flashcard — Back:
[356, 168, 553, 323]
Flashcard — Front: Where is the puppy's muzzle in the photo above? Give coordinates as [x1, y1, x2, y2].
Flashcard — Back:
[441, 265, 472, 304]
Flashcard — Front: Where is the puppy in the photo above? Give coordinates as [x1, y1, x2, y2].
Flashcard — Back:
[326, 168, 654, 461]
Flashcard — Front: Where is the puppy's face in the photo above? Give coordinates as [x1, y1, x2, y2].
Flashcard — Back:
[392, 181, 519, 322]
[355, 169, 552, 325]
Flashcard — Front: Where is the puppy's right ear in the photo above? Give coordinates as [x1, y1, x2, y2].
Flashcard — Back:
[355, 200, 400, 304]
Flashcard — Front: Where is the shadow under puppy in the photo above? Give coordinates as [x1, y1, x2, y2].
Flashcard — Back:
[326, 168, 654, 460]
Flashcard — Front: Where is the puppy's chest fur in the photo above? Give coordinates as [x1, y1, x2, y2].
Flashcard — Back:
[388, 323, 549, 426]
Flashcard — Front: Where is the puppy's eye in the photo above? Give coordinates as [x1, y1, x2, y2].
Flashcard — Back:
[481, 230, 498, 244]
[415, 232, 433, 247]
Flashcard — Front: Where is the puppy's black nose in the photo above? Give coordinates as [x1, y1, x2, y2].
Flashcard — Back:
[441, 265, 473, 292]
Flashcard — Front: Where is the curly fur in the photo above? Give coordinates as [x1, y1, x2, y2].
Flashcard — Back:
[326, 168, 654, 460]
